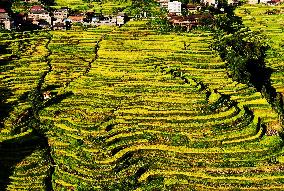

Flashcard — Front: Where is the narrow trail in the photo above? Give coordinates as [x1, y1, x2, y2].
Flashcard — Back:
[34, 32, 55, 191]
[64, 33, 107, 88]
[38, 34, 53, 91]
[84, 34, 106, 75]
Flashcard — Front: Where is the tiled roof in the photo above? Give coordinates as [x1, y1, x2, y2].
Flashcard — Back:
[0, 8, 7, 13]
[30, 5, 44, 11]
[68, 16, 84, 21]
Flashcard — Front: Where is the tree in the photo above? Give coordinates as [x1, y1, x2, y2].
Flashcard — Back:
[39, 0, 55, 6]
[212, 28, 269, 87]
[129, 0, 160, 18]
[214, 13, 244, 34]
[148, 17, 172, 33]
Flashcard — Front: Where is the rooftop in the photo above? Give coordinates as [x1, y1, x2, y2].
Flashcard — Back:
[0, 13, 10, 19]
[30, 5, 44, 11]
[30, 10, 49, 14]
[117, 12, 126, 16]
[55, 8, 68, 12]
[68, 15, 84, 21]
[0, 8, 7, 13]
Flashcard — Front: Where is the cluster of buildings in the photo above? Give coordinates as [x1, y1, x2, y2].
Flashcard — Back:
[156, 0, 234, 15]
[156, 0, 283, 13]
[0, 0, 283, 31]
[248, 0, 283, 5]
[26, 5, 127, 30]
[0, 8, 13, 30]
[154, 0, 283, 31]
[0, 3, 127, 30]
[27, 5, 52, 28]
[154, 0, 217, 30]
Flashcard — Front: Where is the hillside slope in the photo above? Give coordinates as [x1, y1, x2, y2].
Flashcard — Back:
[0, 21, 284, 190]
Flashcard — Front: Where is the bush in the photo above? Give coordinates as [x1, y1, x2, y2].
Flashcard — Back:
[147, 17, 172, 33]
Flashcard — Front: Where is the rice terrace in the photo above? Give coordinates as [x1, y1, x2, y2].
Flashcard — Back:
[0, 0, 284, 190]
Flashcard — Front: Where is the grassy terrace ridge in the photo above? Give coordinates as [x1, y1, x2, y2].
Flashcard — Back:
[51, 0, 131, 14]
[1, 18, 284, 190]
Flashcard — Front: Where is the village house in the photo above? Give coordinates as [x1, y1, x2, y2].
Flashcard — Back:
[247, 0, 258, 3]
[82, 12, 127, 27]
[187, 4, 201, 13]
[100, 16, 116, 23]
[116, 12, 126, 26]
[53, 8, 68, 21]
[168, 13, 213, 31]
[28, 5, 51, 26]
[169, 15, 199, 31]
[168, 1, 182, 15]
[53, 7, 69, 28]
[93, 18, 116, 26]
[91, 14, 102, 23]
[84, 12, 102, 23]
[68, 14, 84, 24]
[0, 8, 13, 30]
[62, 11, 128, 28]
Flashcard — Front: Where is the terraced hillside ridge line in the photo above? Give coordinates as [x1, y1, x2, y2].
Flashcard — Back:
[235, 4, 284, 94]
[25, 32, 56, 191]
[12, 30, 111, 191]
[30, 31, 55, 189]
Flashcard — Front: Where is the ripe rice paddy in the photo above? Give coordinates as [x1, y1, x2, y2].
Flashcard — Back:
[0, 18, 284, 190]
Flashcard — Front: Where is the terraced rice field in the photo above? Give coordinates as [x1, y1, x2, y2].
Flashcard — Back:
[53, 0, 131, 14]
[1, 21, 284, 190]
[0, 32, 50, 127]
[236, 5, 284, 95]
[0, 31, 53, 190]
